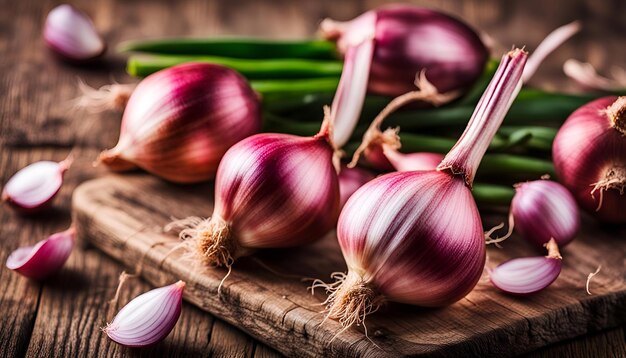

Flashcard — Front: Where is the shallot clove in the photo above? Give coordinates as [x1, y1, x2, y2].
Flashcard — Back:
[510, 179, 580, 247]
[105, 281, 185, 347]
[489, 238, 562, 296]
[6, 227, 75, 280]
[2, 158, 72, 213]
[44, 4, 106, 62]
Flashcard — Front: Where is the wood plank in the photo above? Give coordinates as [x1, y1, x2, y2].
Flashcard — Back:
[72, 174, 626, 357]
[0, 152, 45, 358]
[526, 327, 626, 358]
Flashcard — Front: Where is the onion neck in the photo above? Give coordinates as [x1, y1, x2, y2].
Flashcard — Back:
[97, 150, 137, 171]
[329, 11, 377, 149]
[438, 49, 527, 187]
[608, 96, 626, 136]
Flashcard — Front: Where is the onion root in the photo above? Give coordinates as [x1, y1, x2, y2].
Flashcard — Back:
[314, 271, 384, 330]
[590, 166, 626, 211]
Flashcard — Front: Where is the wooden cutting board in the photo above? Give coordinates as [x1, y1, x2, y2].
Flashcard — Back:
[72, 174, 626, 357]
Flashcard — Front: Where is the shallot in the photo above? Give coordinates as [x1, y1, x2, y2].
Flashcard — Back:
[319, 49, 527, 328]
[552, 96, 626, 223]
[321, 4, 488, 97]
[2, 157, 72, 213]
[507, 179, 580, 247]
[98, 62, 262, 183]
[490, 239, 562, 296]
[171, 113, 340, 268]
[44, 4, 106, 61]
[106, 281, 185, 347]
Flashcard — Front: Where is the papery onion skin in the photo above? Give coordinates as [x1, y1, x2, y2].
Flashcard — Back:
[323, 4, 488, 96]
[100, 63, 262, 183]
[106, 281, 185, 347]
[338, 171, 485, 306]
[512, 180, 580, 247]
[552, 96, 626, 223]
[338, 166, 375, 208]
[6, 228, 75, 280]
[44, 4, 106, 62]
[202, 132, 340, 262]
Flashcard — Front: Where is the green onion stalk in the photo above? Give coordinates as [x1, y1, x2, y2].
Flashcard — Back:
[119, 38, 339, 59]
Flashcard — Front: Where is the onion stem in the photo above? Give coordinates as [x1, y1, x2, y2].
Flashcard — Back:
[458, 59, 500, 105]
[127, 55, 343, 79]
[118, 38, 338, 59]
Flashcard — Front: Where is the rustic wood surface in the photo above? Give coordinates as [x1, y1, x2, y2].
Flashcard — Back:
[72, 175, 626, 357]
[0, 0, 624, 357]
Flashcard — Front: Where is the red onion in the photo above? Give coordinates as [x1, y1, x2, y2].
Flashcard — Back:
[2, 157, 72, 213]
[6, 228, 75, 280]
[319, 49, 527, 328]
[489, 239, 562, 296]
[552, 96, 626, 223]
[338, 166, 375, 208]
[99, 63, 262, 183]
[106, 281, 185, 347]
[321, 4, 488, 97]
[510, 179, 580, 247]
[171, 117, 341, 268]
[44, 4, 106, 62]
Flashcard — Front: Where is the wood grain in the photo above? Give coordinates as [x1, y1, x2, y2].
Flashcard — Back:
[73, 174, 626, 358]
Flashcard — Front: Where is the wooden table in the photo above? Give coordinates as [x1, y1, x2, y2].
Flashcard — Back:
[1, 0, 624, 357]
